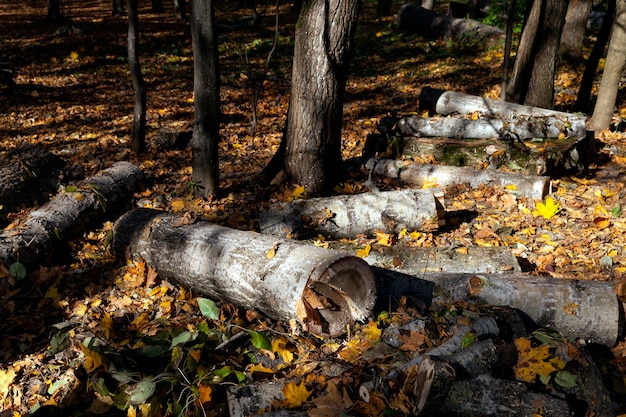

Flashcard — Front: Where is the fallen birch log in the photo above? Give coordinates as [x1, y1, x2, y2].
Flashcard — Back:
[259, 188, 442, 239]
[396, 4, 504, 46]
[329, 244, 521, 274]
[368, 159, 551, 199]
[418, 86, 588, 139]
[374, 269, 621, 346]
[0, 144, 67, 226]
[112, 208, 377, 337]
[0, 161, 145, 271]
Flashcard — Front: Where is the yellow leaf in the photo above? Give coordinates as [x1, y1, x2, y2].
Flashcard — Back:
[356, 244, 371, 258]
[0, 368, 16, 399]
[593, 217, 610, 229]
[375, 231, 395, 246]
[69, 51, 79, 60]
[272, 337, 295, 364]
[513, 337, 564, 382]
[171, 198, 185, 213]
[74, 192, 84, 201]
[101, 312, 113, 338]
[470, 111, 479, 120]
[127, 405, 137, 417]
[422, 177, 439, 189]
[198, 384, 213, 404]
[292, 185, 306, 200]
[282, 381, 311, 408]
[409, 231, 421, 240]
[532, 196, 560, 219]
[557, 132, 566, 140]
[505, 184, 517, 191]
[267, 242, 280, 259]
[361, 321, 382, 342]
[80, 344, 104, 373]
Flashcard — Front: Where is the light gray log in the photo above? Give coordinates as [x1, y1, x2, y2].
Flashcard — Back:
[418, 86, 588, 139]
[368, 159, 551, 199]
[259, 188, 442, 239]
[112, 209, 377, 337]
[0, 161, 145, 271]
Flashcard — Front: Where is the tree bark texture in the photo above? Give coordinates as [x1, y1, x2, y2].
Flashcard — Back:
[259, 188, 442, 239]
[589, 0, 626, 132]
[575, 0, 616, 113]
[368, 159, 551, 199]
[395, 4, 504, 46]
[127, 0, 147, 154]
[507, 0, 569, 107]
[0, 162, 145, 271]
[283, 0, 360, 195]
[374, 270, 622, 346]
[112, 209, 377, 337]
[190, 0, 220, 197]
[419, 86, 588, 139]
[560, 0, 593, 61]
[0, 145, 67, 226]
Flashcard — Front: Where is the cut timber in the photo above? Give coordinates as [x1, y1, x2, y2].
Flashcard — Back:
[112, 209, 377, 337]
[328, 244, 521, 274]
[0, 161, 145, 271]
[418, 86, 588, 139]
[368, 159, 550, 199]
[396, 4, 504, 46]
[0, 144, 67, 226]
[259, 188, 442, 239]
[374, 269, 621, 346]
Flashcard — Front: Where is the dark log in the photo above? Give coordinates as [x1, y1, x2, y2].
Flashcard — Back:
[0, 145, 68, 226]
[374, 269, 621, 346]
[418, 87, 588, 139]
[259, 189, 443, 239]
[0, 162, 145, 271]
[395, 4, 504, 46]
[368, 159, 551, 199]
[112, 209, 377, 337]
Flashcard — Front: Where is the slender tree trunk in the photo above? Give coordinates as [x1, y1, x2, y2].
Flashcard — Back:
[560, 0, 593, 61]
[127, 0, 147, 154]
[190, 0, 220, 198]
[112, 0, 125, 15]
[574, 0, 616, 113]
[174, 0, 186, 18]
[588, 0, 626, 132]
[507, 0, 569, 108]
[281, 0, 360, 195]
[501, 0, 516, 101]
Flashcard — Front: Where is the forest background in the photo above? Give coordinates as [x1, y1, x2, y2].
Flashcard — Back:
[1, 0, 626, 415]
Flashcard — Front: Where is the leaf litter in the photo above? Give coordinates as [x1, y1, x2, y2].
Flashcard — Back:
[1, 0, 626, 415]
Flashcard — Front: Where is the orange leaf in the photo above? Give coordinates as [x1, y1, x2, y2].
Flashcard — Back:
[281, 381, 311, 408]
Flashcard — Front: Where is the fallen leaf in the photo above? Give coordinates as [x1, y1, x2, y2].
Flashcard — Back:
[281, 381, 311, 408]
[532, 196, 561, 219]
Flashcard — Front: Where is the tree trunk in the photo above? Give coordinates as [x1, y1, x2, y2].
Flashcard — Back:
[560, 0, 593, 61]
[0, 162, 145, 272]
[127, 0, 147, 154]
[395, 4, 504, 46]
[374, 269, 622, 346]
[588, 0, 626, 133]
[280, 0, 360, 195]
[574, 0, 616, 113]
[507, 0, 569, 107]
[259, 188, 442, 239]
[112, 0, 125, 15]
[369, 159, 551, 199]
[0, 145, 67, 226]
[112, 209, 377, 337]
[174, 0, 186, 18]
[419, 86, 588, 137]
[190, 0, 220, 198]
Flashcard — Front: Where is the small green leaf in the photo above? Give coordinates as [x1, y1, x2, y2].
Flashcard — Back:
[171, 331, 193, 347]
[141, 345, 168, 358]
[233, 370, 247, 383]
[197, 297, 220, 320]
[9, 262, 26, 280]
[65, 185, 78, 192]
[554, 371, 578, 388]
[248, 330, 272, 351]
[213, 366, 232, 379]
[461, 332, 475, 349]
[126, 379, 156, 404]
[611, 206, 622, 217]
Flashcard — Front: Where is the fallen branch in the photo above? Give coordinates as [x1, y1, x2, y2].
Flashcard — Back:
[374, 269, 621, 346]
[259, 188, 443, 239]
[368, 159, 551, 199]
[112, 209, 377, 337]
[0, 161, 145, 271]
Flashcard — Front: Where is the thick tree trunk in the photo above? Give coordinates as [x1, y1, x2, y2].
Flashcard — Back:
[507, 0, 569, 107]
[560, 0, 593, 61]
[588, 0, 626, 132]
[419, 87, 588, 138]
[368, 159, 551, 199]
[0, 162, 145, 271]
[259, 189, 442, 239]
[0, 145, 67, 226]
[190, 0, 220, 197]
[395, 4, 504, 45]
[574, 0, 616, 113]
[112, 209, 377, 337]
[127, 0, 147, 154]
[281, 0, 360, 195]
[375, 269, 622, 346]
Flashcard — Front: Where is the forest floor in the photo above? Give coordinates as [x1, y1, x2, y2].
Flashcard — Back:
[1, 0, 626, 416]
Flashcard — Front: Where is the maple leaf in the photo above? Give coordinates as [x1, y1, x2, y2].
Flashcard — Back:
[356, 244, 371, 258]
[282, 381, 311, 408]
[513, 337, 565, 382]
[0, 367, 16, 399]
[532, 196, 561, 219]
